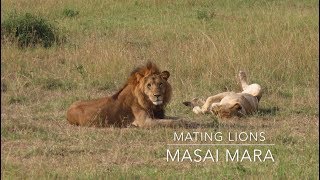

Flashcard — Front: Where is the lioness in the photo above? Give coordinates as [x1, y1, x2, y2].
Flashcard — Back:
[183, 71, 262, 118]
[67, 62, 184, 128]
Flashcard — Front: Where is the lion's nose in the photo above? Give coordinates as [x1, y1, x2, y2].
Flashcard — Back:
[154, 94, 161, 98]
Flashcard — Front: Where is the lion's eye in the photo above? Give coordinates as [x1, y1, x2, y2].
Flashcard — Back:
[147, 83, 151, 89]
[159, 83, 163, 87]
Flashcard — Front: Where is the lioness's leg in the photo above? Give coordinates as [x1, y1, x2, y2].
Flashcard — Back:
[239, 71, 262, 101]
[193, 92, 233, 114]
[239, 71, 249, 90]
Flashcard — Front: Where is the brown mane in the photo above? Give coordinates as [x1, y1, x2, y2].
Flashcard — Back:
[112, 62, 161, 100]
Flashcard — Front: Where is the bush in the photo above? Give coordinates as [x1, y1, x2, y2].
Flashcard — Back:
[1, 13, 63, 48]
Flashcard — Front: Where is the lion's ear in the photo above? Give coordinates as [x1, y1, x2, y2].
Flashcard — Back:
[231, 103, 242, 111]
[135, 72, 144, 82]
[161, 71, 170, 80]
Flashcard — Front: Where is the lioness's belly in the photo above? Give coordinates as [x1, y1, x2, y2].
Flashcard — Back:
[220, 93, 258, 115]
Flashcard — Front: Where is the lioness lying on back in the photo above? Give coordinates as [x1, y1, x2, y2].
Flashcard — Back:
[183, 71, 262, 118]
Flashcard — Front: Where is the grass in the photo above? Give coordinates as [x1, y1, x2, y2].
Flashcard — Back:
[62, 8, 79, 18]
[1, 0, 319, 179]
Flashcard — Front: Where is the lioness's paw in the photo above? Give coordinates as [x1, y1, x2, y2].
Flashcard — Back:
[192, 106, 202, 114]
[239, 71, 247, 78]
[183, 98, 204, 108]
[191, 98, 205, 106]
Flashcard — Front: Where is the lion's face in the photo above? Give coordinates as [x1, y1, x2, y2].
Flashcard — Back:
[142, 71, 170, 106]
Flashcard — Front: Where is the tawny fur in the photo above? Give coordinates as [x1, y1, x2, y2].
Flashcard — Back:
[67, 62, 184, 128]
[184, 71, 262, 118]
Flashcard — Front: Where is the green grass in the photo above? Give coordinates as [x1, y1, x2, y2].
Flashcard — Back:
[1, 12, 63, 48]
[1, 0, 319, 179]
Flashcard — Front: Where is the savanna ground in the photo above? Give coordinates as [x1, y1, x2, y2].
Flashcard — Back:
[1, 0, 319, 179]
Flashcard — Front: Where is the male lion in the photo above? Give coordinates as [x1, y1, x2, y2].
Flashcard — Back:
[67, 62, 184, 128]
[183, 71, 262, 118]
